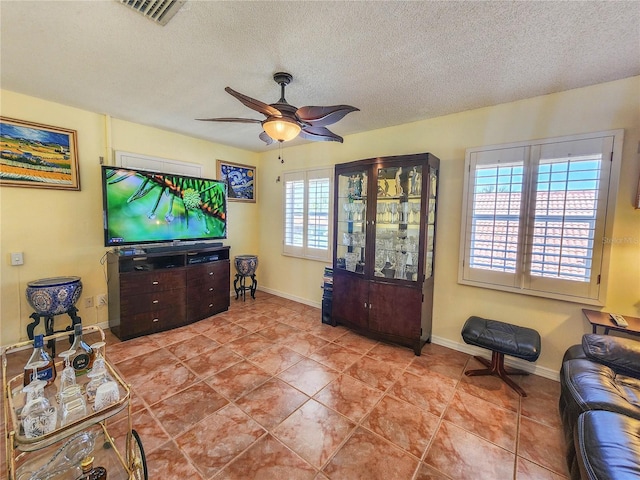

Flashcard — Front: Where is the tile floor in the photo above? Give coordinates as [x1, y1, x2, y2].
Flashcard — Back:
[2, 292, 569, 479]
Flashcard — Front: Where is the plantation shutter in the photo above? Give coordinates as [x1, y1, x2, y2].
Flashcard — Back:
[459, 130, 622, 304]
[284, 172, 305, 256]
[283, 168, 333, 261]
[524, 136, 613, 300]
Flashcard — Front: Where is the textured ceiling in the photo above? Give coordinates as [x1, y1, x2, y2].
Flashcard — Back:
[1, 1, 639, 152]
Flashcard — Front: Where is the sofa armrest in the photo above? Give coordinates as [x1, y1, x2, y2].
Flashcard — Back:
[582, 334, 640, 377]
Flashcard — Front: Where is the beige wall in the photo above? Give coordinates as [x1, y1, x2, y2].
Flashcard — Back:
[2, 77, 639, 376]
[0, 90, 259, 346]
[257, 76, 640, 375]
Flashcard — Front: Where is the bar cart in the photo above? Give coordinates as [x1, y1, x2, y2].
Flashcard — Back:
[3, 326, 147, 480]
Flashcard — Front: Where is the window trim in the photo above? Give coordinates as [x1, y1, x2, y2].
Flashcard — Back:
[458, 129, 623, 305]
[282, 167, 333, 262]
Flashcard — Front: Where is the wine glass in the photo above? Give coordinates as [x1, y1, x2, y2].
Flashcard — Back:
[21, 361, 48, 415]
[86, 342, 111, 403]
[343, 202, 351, 221]
[356, 202, 365, 222]
[411, 202, 421, 224]
[389, 203, 398, 224]
[22, 361, 57, 438]
[58, 349, 77, 392]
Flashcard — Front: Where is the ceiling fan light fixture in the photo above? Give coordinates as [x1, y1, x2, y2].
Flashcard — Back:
[263, 117, 301, 142]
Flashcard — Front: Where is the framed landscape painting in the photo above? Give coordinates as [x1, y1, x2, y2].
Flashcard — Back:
[0, 116, 80, 190]
[217, 160, 256, 202]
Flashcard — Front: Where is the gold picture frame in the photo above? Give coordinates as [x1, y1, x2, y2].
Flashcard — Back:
[0, 116, 80, 190]
[217, 159, 256, 203]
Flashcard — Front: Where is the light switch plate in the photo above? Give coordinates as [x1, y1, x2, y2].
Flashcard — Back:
[10, 252, 24, 266]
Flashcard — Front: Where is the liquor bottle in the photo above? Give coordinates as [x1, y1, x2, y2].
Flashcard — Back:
[23, 334, 56, 387]
[70, 324, 94, 376]
[75, 457, 107, 480]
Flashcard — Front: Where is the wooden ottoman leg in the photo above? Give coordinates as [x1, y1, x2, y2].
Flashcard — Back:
[465, 351, 530, 397]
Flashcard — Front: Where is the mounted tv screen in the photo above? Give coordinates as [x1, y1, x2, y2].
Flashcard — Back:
[102, 166, 227, 247]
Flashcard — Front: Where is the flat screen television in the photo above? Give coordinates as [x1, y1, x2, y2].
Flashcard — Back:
[102, 165, 227, 248]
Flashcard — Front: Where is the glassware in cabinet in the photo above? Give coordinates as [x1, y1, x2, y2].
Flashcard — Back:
[374, 163, 423, 282]
[335, 169, 368, 274]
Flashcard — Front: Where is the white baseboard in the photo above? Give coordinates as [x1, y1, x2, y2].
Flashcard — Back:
[256, 286, 322, 309]
[431, 335, 560, 382]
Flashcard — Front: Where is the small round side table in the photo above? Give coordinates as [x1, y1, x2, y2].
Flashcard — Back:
[233, 255, 258, 301]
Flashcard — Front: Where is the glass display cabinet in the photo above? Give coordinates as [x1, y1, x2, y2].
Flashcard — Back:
[332, 153, 439, 355]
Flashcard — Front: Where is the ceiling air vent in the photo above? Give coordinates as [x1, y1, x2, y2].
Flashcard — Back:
[118, 0, 186, 26]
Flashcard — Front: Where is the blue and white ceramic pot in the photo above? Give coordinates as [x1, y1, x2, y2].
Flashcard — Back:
[234, 255, 258, 277]
[26, 276, 83, 316]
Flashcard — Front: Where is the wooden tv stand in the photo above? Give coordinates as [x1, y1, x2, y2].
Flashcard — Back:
[106, 245, 230, 340]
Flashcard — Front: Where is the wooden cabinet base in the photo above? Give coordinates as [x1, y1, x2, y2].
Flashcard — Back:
[107, 246, 230, 340]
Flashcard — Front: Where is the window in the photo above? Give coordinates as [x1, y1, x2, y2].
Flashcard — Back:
[283, 167, 333, 261]
[459, 130, 623, 304]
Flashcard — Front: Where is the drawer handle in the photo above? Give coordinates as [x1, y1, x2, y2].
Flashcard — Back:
[209, 287, 214, 292]
[209, 272, 214, 276]
[152, 281, 159, 285]
[209, 304, 214, 308]
[152, 300, 159, 304]
[152, 318, 159, 323]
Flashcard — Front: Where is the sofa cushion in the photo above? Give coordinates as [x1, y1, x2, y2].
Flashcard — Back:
[560, 358, 640, 479]
[582, 334, 640, 378]
[563, 344, 588, 363]
[561, 359, 640, 421]
[575, 410, 640, 480]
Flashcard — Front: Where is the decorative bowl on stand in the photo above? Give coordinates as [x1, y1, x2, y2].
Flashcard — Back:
[234, 255, 258, 277]
[26, 277, 83, 316]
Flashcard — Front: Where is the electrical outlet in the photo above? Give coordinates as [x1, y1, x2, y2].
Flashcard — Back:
[97, 294, 107, 306]
[84, 296, 94, 308]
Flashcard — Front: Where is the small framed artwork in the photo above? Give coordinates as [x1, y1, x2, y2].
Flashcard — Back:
[0, 116, 80, 190]
[217, 159, 256, 202]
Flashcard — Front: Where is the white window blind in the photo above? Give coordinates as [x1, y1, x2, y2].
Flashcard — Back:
[307, 178, 331, 250]
[284, 175, 305, 249]
[283, 168, 333, 261]
[460, 130, 623, 304]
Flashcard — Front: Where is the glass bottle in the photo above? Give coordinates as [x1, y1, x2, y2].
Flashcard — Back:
[23, 334, 56, 387]
[75, 457, 107, 480]
[70, 324, 94, 376]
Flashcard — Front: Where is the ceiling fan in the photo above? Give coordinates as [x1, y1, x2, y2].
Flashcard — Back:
[197, 72, 359, 145]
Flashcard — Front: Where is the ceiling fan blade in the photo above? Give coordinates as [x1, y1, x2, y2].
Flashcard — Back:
[196, 117, 262, 123]
[225, 87, 281, 117]
[296, 105, 359, 127]
[299, 126, 344, 143]
[259, 131, 274, 145]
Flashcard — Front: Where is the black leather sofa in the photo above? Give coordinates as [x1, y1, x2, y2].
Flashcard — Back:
[559, 334, 640, 479]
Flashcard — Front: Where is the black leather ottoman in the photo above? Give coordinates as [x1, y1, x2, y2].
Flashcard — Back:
[461, 316, 541, 396]
[575, 410, 640, 479]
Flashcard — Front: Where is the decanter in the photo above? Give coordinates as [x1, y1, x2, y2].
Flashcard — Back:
[70, 324, 94, 376]
[23, 334, 56, 387]
[75, 456, 107, 480]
